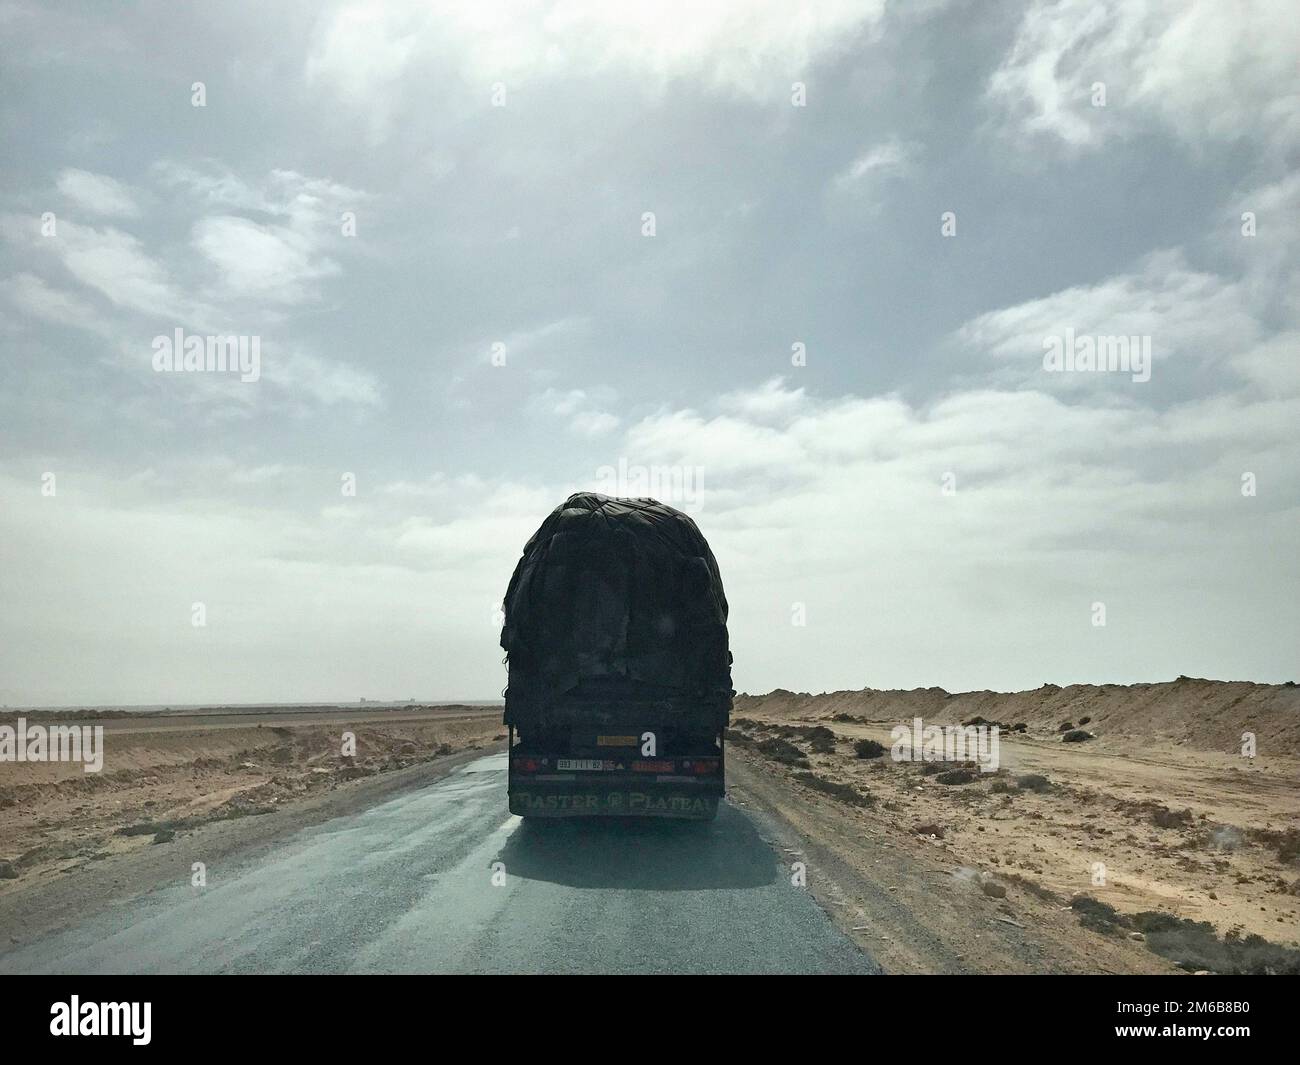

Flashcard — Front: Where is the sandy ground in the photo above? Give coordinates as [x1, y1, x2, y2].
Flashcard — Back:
[0, 705, 504, 893]
[727, 679, 1300, 973]
[4, 681, 1296, 974]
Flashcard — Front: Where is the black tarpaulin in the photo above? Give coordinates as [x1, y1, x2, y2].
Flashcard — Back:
[500, 493, 732, 727]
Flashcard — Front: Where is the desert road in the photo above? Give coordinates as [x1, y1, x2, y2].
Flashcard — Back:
[0, 753, 880, 975]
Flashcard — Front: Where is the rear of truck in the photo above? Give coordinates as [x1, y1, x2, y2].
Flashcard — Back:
[500, 494, 733, 821]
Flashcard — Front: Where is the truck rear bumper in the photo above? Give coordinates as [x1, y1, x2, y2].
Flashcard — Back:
[508, 778, 722, 819]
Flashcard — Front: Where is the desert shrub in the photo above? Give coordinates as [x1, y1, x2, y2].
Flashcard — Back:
[1247, 827, 1300, 866]
[1004, 872, 1060, 903]
[792, 771, 874, 807]
[1071, 894, 1125, 934]
[805, 730, 837, 754]
[1131, 913, 1300, 975]
[853, 738, 886, 759]
[1150, 806, 1193, 829]
[756, 736, 808, 767]
[1071, 896, 1300, 973]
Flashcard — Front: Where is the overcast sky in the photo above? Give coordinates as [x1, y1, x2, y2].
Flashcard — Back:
[1, 0, 1297, 706]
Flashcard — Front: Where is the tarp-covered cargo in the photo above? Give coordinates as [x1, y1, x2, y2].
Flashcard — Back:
[500, 493, 732, 731]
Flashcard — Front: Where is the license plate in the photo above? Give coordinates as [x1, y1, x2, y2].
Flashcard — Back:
[557, 759, 612, 771]
[597, 735, 638, 747]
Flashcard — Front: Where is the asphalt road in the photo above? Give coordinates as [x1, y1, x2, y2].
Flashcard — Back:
[0, 753, 880, 974]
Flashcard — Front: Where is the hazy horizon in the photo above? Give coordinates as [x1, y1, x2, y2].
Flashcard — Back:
[8, 671, 1293, 713]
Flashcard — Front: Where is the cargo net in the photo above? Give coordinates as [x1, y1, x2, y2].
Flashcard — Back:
[500, 493, 733, 729]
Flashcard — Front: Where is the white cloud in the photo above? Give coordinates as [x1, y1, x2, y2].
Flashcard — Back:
[193, 215, 340, 304]
[489, 317, 589, 365]
[569, 409, 619, 436]
[988, 0, 1300, 150]
[719, 376, 808, 420]
[261, 348, 383, 408]
[1, 163, 381, 415]
[2, 272, 108, 334]
[1230, 331, 1300, 397]
[954, 249, 1260, 386]
[531, 386, 620, 436]
[833, 138, 914, 192]
[4, 320, 1296, 701]
[152, 164, 365, 306]
[56, 168, 140, 218]
[306, 0, 892, 138]
[8, 215, 214, 326]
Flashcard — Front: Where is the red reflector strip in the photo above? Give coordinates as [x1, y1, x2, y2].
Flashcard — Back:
[632, 760, 673, 772]
[690, 760, 719, 774]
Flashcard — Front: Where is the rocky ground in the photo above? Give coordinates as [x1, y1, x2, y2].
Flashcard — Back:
[726, 678, 1300, 974]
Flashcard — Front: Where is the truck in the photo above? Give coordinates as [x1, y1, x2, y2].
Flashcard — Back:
[500, 492, 734, 820]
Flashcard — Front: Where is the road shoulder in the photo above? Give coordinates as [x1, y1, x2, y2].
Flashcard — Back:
[727, 750, 1176, 974]
[0, 742, 504, 957]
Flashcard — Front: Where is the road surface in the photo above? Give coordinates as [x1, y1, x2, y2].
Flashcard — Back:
[0, 753, 880, 974]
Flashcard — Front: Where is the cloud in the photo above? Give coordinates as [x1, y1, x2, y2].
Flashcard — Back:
[192, 215, 340, 304]
[531, 386, 620, 436]
[988, 0, 1300, 151]
[154, 164, 364, 306]
[1, 163, 381, 415]
[833, 138, 915, 193]
[2, 272, 109, 335]
[953, 249, 1259, 387]
[4, 323, 1296, 701]
[305, 0, 892, 138]
[569, 410, 619, 437]
[56, 168, 140, 218]
[261, 348, 383, 408]
[489, 317, 590, 365]
[719, 376, 808, 420]
[9, 215, 214, 326]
